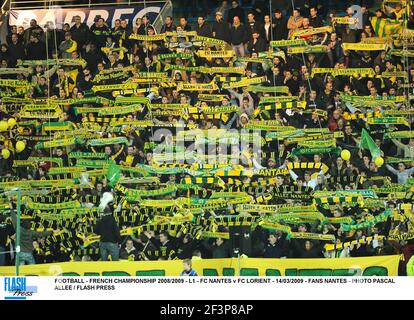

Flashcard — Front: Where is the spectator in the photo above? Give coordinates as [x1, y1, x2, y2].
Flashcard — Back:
[273, 9, 288, 41]
[247, 30, 268, 54]
[180, 259, 198, 276]
[77, 67, 94, 91]
[203, 238, 231, 258]
[342, 25, 357, 43]
[228, 0, 246, 24]
[43, 21, 63, 57]
[8, 33, 25, 65]
[229, 16, 249, 57]
[386, 163, 414, 185]
[59, 32, 78, 59]
[111, 19, 124, 43]
[178, 17, 192, 32]
[246, 11, 262, 41]
[287, 8, 304, 38]
[263, 233, 287, 258]
[120, 239, 139, 260]
[262, 14, 273, 43]
[26, 34, 46, 60]
[292, 240, 324, 258]
[140, 15, 155, 35]
[11, 211, 52, 265]
[160, 16, 176, 33]
[390, 138, 414, 158]
[195, 16, 212, 37]
[23, 19, 43, 46]
[212, 11, 230, 43]
[70, 15, 90, 50]
[94, 205, 121, 262]
[6, 25, 20, 45]
[91, 17, 110, 48]
[309, 7, 323, 28]
[176, 233, 198, 259]
[217, 0, 230, 23]
[83, 42, 102, 73]
[145, 232, 177, 260]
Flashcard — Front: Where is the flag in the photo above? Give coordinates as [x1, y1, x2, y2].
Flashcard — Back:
[107, 164, 121, 187]
[371, 17, 403, 38]
[359, 129, 381, 159]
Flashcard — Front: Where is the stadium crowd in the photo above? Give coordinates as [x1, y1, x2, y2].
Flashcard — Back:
[0, 0, 414, 275]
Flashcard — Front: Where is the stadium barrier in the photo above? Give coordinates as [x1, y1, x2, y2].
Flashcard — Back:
[0, 256, 400, 276]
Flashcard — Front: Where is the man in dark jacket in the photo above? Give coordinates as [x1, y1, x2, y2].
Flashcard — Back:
[26, 34, 46, 60]
[160, 16, 176, 33]
[273, 9, 288, 41]
[195, 16, 212, 37]
[8, 33, 25, 66]
[228, 0, 246, 24]
[229, 16, 249, 57]
[11, 210, 52, 265]
[263, 233, 287, 258]
[94, 206, 121, 261]
[76, 67, 94, 91]
[247, 30, 268, 54]
[177, 234, 198, 260]
[246, 12, 262, 41]
[83, 43, 102, 74]
[212, 11, 230, 43]
[283, 69, 299, 95]
[203, 237, 231, 258]
[137, 15, 155, 35]
[70, 15, 90, 50]
[90, 17, 109, 49]
[309, 7, 323, 28]
[145, 231, 177, 260]
[23, 19, 43, 46]
[120, 239, 138, 261]
[178, 17, 192, 32]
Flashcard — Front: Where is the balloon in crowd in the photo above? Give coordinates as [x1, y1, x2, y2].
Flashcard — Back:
[15, 141, 26, 153]
[340, 150, 351, 161]
[0, 121, 9, 132]
[7, 118, 16, 129]
[375, 157, 385, 167]
[1, 149, 10, 159]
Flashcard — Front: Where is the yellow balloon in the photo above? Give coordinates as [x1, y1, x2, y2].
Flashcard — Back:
[0, 121, 8, 132]
[1, 149, 10, 159]
[341, 150, 351, 161]
[7, 118, 16, 128]
[15, 141, 26, 153]
[375, 157, 384, 167]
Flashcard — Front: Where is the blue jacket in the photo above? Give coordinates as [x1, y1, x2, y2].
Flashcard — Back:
[180, 269, 198, 276]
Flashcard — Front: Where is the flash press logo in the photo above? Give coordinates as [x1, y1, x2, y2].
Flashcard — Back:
[3, 277, 37, 300]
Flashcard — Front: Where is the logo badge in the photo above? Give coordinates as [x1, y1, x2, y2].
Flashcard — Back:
[3, 277, 37, 300]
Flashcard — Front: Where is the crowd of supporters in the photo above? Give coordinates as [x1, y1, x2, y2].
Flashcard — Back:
[0, 0, 414, 275]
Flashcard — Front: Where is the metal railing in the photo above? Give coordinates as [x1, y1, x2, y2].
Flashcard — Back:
[1, 0, 10, 13]
[153, 0, 172, 32]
